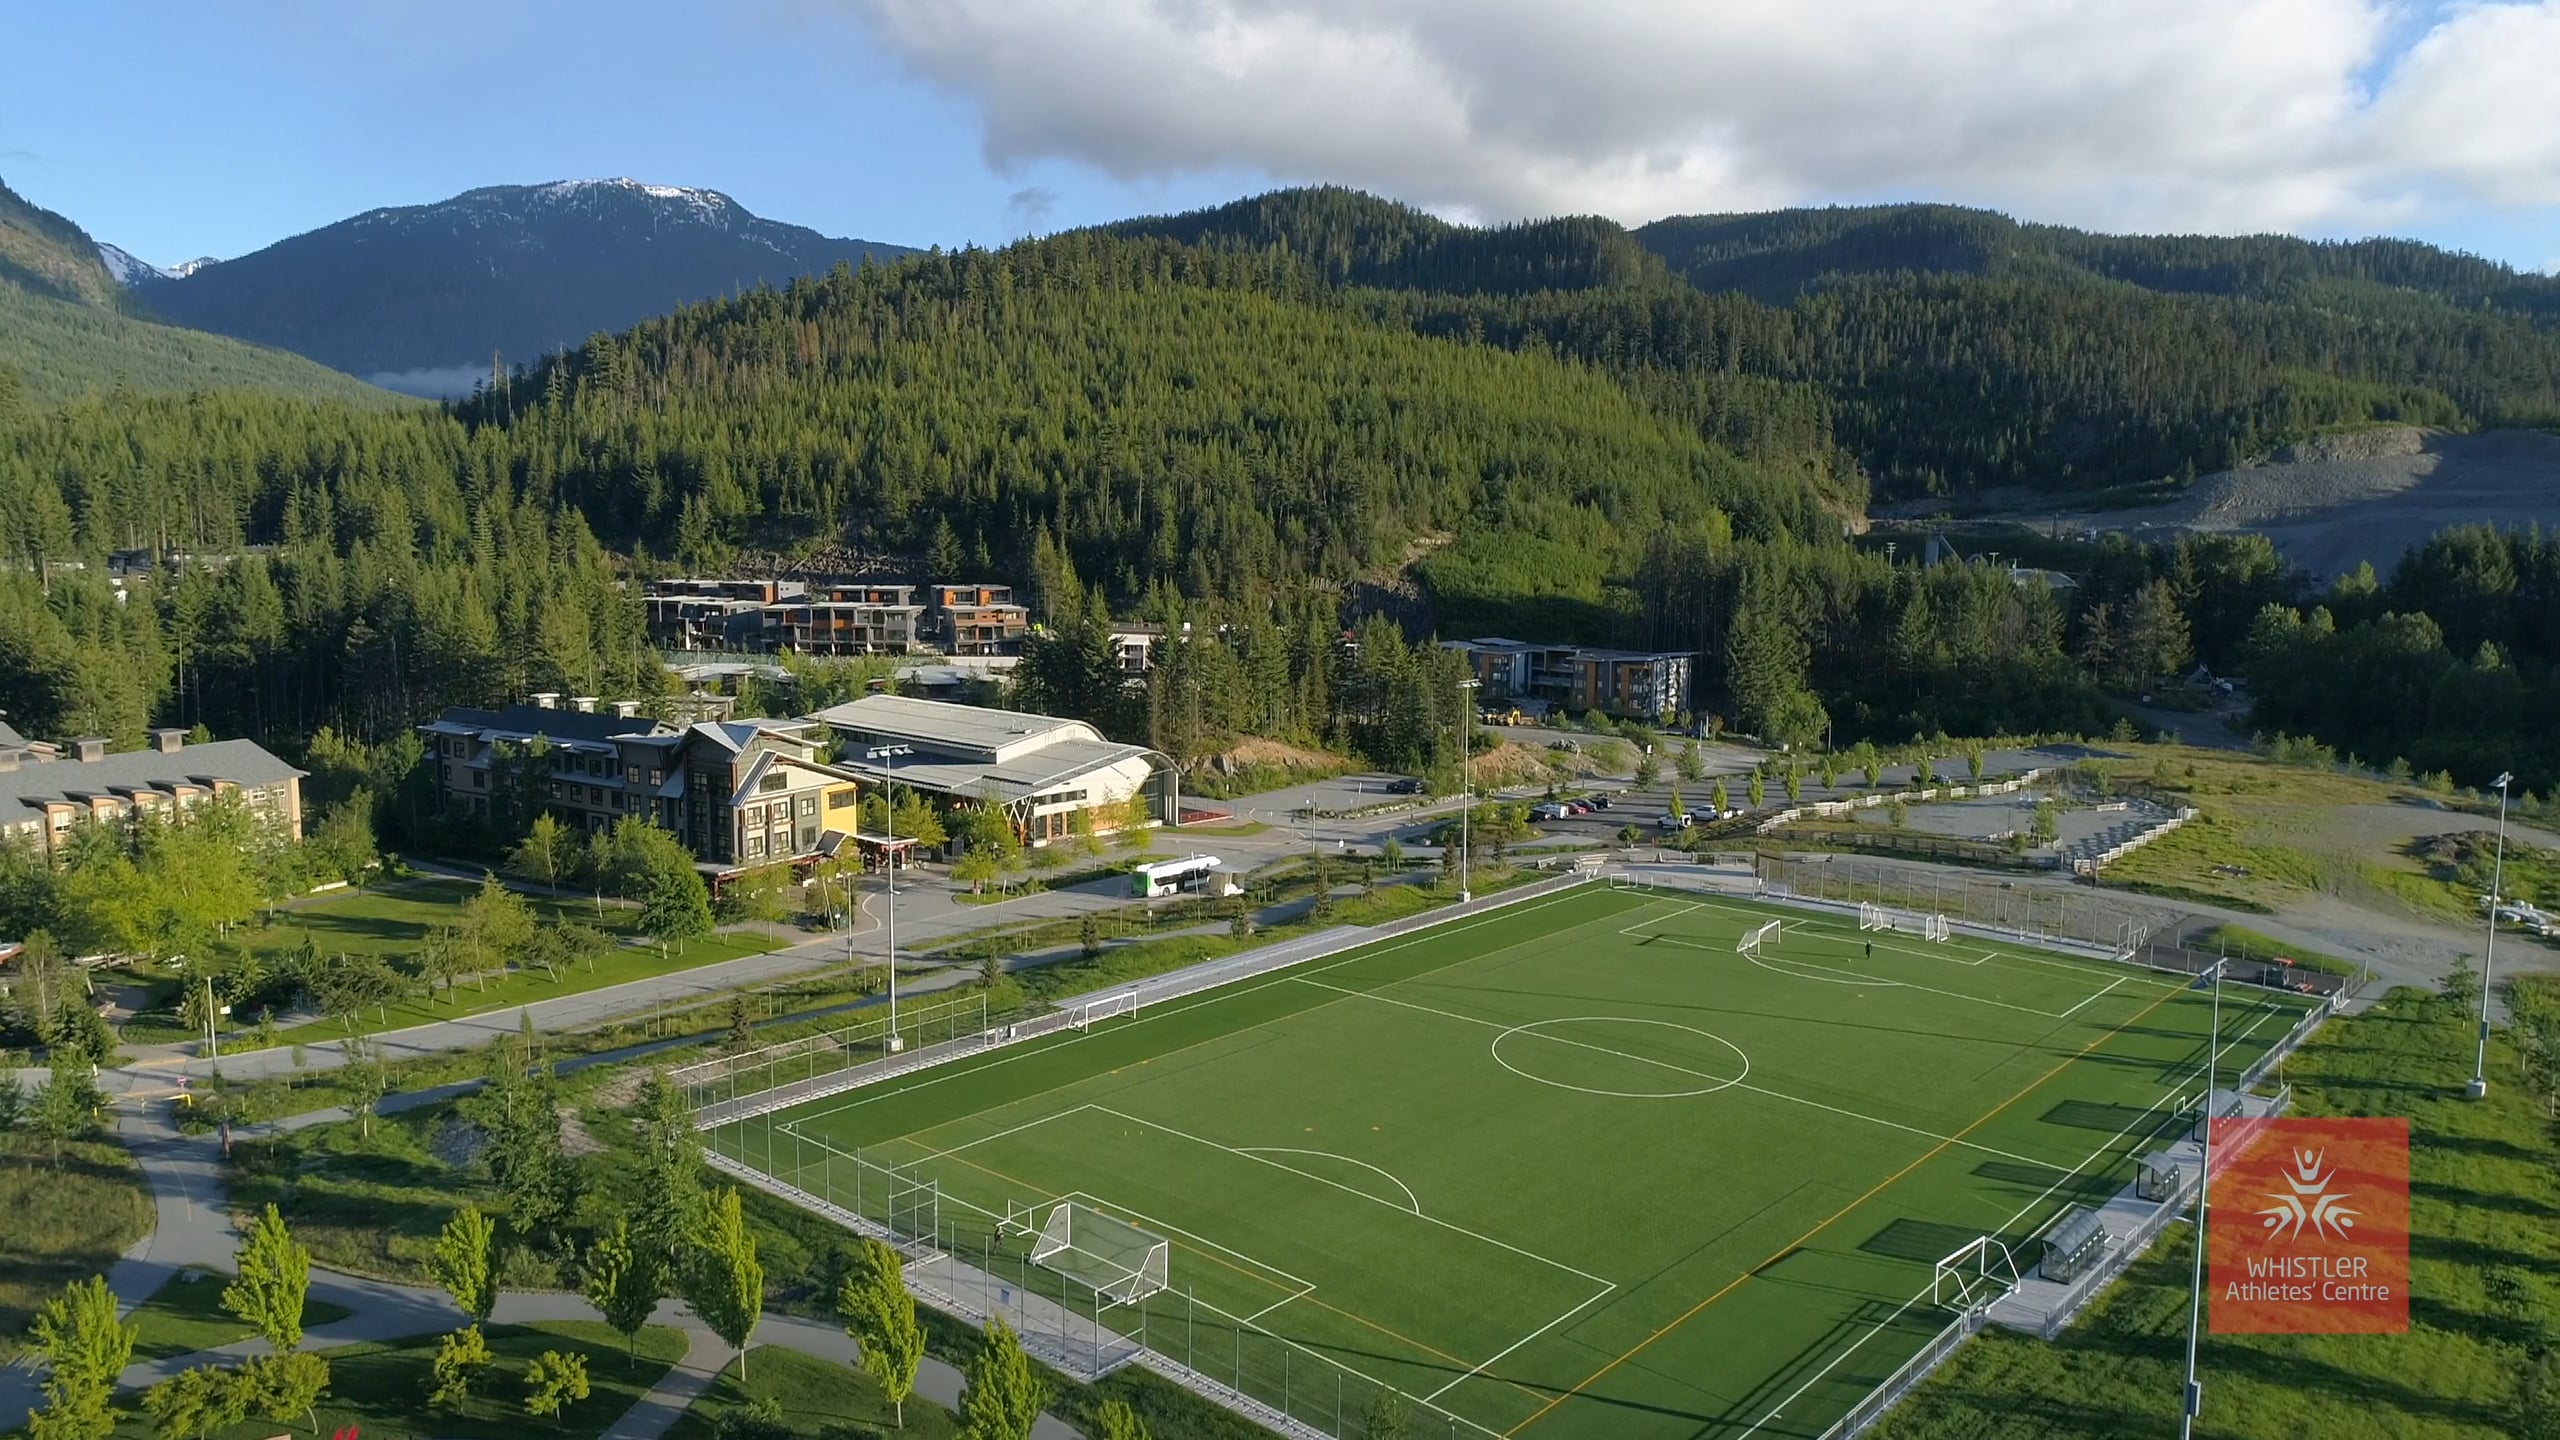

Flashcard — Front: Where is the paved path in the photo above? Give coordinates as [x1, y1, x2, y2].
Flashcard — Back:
[0, 1101, 1079, 1439]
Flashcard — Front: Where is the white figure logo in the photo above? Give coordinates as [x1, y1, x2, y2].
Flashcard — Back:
[2258, 1148, 2360, 1244]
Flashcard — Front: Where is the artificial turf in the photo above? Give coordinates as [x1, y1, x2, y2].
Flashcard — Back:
[712, 884, 2318, 1440]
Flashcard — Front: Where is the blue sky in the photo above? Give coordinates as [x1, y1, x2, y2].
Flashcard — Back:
[4, 0, 2555, 273]
[0, 1, 1269, 265]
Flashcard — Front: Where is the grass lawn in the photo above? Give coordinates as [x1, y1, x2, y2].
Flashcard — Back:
[127, 1270, 355, 1363]
[67, 1320, 687, 1440]
[714, 884, 2317, 1440]
[1873, 988, 2560, 1440]
[662, 1338, 961, 1440]
[227, 1104, 494, 1283]
[2194, 923, 2360, 978]
[233, 881, 782, 1047]
[0, 1132, 153, 1363]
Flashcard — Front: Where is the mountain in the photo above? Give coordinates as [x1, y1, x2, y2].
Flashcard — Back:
[0, 178, 122, 308]
[0, 178, 405, 411]
[142, 178, 922, 396]
[94, 240, 175, 286]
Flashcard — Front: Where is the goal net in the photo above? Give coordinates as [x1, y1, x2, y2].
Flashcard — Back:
[1932, 1235, 2021, 1309]
[1738, 919, 1782, 958]
[1923, 913, 1952, 943]
[1858, 902, 1892, 932]
[1031, 1201, 1170, 1306]
[1071, 991, 1142, 1031]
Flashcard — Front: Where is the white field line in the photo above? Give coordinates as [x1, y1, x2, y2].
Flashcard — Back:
[1633, 891, 2160, 1020]
[1422, 1282, 1622, 1405]
[2054, 975, 2133, 1020]
[1292, 976, 2051, 1170]
[909, 1102, 1113, 1164]
[1643, 930, 2099, 1021]
[1083, 1103, 1614, 1290]
[1238, 1281, 1319, 1325]
[1731, 970, 2307, 1438]
[782, 884, 1614, 1133]
[1233, 1146, 1424, 1215]
[1643, 890, 2186, 996]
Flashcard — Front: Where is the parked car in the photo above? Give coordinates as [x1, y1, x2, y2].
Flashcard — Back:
[1658, 812, 1691, 830]
[1589, 794, 1613, 810]
[1386, 777, 1424, 794]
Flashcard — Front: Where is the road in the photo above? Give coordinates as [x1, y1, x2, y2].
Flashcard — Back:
[101, 742, 2088, 1091]
[0, 1102, 1080, 1440]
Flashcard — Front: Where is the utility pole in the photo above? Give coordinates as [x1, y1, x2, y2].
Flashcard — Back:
[867, 743, 913, 1049]
[2467, 770, 2514, 1099]
[2180, 959, 2224, 1440]
[1458, 679, 1481, 903]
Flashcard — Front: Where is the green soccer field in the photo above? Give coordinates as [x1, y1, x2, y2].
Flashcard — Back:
[709, 884, 2317, 1440]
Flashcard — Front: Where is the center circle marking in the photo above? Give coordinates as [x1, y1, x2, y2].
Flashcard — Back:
[1489, 1016, 1750, 1099]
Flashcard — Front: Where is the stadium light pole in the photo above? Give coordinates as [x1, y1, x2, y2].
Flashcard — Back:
[2466, 770, 2514, 1100]
[867, 743, 913, 1049]
[1457, 679, 1481, 902]
[2180, 958, 2224, 1440]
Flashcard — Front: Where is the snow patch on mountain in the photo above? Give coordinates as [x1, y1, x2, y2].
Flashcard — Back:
[95, 241, 175, 285]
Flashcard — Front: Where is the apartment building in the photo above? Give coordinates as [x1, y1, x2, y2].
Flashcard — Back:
[644, 578, 791, 652]
[419, 699, 862, 875]
[761, 583, 925, 655]
[930, 583, 1031, 656]
[1441, 638, 1694, 723]
[0, 728, 306, 857]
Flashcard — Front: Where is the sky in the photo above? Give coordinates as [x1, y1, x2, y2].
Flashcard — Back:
[4, 0, 2556, 273]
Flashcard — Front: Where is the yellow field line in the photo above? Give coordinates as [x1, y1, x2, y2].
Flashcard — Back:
[1499, 978, 2192, 1437]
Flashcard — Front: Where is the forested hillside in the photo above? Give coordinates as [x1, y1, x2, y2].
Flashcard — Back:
[0, 178, 407, 409]
[1116, 188, 2560, 499]
[2, 196, 2554, 794]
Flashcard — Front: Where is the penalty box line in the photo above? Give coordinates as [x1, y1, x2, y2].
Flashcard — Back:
[1735, 985, 2307, 1439]
[1500, 973, 2195, 1438]
[778, 884, 1617, 1137]
[1292, 976, 2053, 1172]
[1075, 1103, 1623, 1416]
[1632, 891, 2171, 1017]
[1731, 1036, 2221, 1438]
[922, 1127, 1546, 1433]
[1650, 889, 2189, 992]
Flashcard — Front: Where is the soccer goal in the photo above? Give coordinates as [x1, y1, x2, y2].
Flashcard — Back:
[1738, 919, 1783, 957]
[1071, 991, 1142, 1031]
[1031, 1201, 1171, 1306]
[1932, 1234, 2022, 1309]
[1858, 902, 1892, 932]
[1610, 872, 1652, 892]
[1923, 913, 1952, 943]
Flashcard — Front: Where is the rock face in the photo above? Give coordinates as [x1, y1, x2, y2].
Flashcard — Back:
[2269, 427, 2430, 466]
[141, 179, 919, 395]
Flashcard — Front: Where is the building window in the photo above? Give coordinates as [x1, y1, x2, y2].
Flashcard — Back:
[745, 835, 766, 857]
[759, 773, 789, 794]
[797, 795, 817, 817]
[827, 789, 855, 810]
[649, 769, 664, 787]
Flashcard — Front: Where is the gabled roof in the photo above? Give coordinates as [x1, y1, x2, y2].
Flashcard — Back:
[423, 704, 671, 746]
[0, 739, 304, 820]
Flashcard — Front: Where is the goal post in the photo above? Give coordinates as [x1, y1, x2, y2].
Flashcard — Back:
[1031, 1201, 1170, 1306]
[1738, 919, 1782, 958]
[1924, 913, 1952, 943]
[1932, 1234, 2021, 1309]
[1071, 991, 1141, 1031]
[1858, 902, 1891, 932]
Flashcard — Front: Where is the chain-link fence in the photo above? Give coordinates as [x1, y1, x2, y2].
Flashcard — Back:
[710, 1102, 1499, 1438]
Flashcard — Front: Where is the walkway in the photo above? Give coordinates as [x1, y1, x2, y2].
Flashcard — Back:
[0, 1102, 1078, 1439]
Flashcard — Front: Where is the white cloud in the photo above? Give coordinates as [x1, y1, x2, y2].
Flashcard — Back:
[837, 0, 2560, 238]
